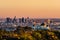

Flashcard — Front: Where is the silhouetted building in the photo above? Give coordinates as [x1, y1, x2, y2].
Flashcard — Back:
[19, 18, 22, 23]
[6, 17, 12, 23]
[12, 16, 17, 23]
[21, 17, 25, 23]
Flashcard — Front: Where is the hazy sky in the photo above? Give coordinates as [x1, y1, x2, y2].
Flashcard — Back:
[0, 0, 60, 18]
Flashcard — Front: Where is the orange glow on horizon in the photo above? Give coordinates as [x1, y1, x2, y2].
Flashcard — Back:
[0, 0, 60, 18]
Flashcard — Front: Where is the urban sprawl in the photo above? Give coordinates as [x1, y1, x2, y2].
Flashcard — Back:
[0, 16, 60, 31]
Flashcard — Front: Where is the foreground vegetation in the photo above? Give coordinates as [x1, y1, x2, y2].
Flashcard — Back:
[0, 29, 60, 40]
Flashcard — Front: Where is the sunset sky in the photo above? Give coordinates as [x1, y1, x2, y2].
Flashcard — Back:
[0, 0, 60, 18]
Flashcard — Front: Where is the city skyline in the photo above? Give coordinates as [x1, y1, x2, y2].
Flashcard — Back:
[0, 0, 60, 18]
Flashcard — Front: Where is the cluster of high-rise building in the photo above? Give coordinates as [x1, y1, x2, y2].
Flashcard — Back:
[0, 16, 60, 31]
[5, 16, 32, 23]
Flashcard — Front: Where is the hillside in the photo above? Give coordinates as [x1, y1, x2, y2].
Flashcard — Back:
[0, 30, 60, 40]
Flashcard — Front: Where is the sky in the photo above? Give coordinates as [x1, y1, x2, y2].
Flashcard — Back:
[0, 0, 60, 18]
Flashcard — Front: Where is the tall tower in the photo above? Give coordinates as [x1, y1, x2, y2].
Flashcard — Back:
[21, 17, 25, 23]
[6, 17, 11, 23]
[12, 16, 17, 23]
[19, 18, 22, 23]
